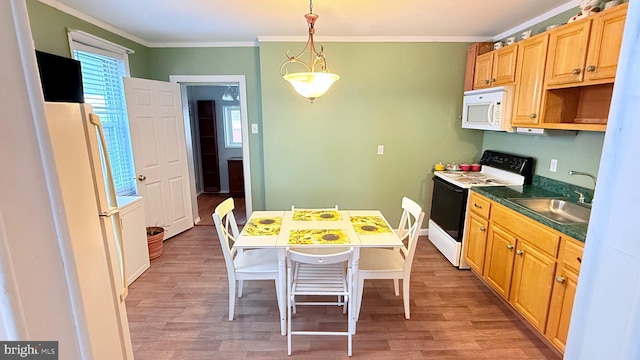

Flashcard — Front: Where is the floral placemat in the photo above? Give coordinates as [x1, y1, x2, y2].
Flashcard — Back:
[292, 210, 342, 221]
[288, 229, 350, 245]
[350, 216, 393, 234]
[242, 217, 282, 236]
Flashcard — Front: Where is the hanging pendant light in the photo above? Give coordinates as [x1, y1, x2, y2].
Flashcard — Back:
[222, 86, 235, 101]
[280, 0, 339, 103]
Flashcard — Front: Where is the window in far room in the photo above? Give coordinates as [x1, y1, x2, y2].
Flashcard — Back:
[223, 105, 242, 148]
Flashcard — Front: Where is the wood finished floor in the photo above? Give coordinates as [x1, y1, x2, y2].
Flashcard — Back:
[195, 193, 246, 226]
[126, 224, 560, 359]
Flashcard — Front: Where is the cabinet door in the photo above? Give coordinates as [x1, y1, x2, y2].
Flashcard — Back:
[510, 240, 557, 331]
[473, 52, 494, 89]
[512, 34, 549, 126]
[492, 45, 518, 86]
[584, 4, 627, 82]
[465, 42, 492, 91]
[483, 224, 516, 299]
[545, 20, 591, 86]
[545, 266, 579, 353]
[464, 212, 489, 274]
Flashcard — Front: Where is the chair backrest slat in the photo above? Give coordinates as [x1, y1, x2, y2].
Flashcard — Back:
[397, 197, 425, 274]
[213, 198, 239, 276]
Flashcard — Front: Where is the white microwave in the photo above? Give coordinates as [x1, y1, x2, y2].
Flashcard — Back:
[462, 86, 515, 132]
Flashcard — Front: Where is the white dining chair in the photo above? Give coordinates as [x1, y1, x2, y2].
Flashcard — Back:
[213, 197, 281, 321]
[287, 248, 354, 356]
[356, 196, 425, 319]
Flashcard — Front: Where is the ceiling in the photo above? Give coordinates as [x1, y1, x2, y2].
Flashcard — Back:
[46, 0, 580, 46]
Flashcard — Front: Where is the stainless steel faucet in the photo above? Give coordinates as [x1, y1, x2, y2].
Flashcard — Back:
[568, 170, 597, 188]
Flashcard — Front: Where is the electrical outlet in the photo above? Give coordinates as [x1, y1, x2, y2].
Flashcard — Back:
[550, 159, 558, 172]
[251, 123, 258, 134]
[377, 145, 384, 155]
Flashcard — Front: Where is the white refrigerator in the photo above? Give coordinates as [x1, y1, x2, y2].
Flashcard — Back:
[43, 102, 134, 359]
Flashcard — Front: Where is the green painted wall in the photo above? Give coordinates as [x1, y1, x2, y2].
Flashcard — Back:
[147, 47, 266, 210]
[483, 131, 604, 189]
[259, 42, 483, 224]
[26, 0, 150, 78]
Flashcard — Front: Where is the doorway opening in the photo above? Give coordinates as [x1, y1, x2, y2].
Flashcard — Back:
[169, 75, 252, 225]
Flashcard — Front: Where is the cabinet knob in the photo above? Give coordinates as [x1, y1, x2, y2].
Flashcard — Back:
[491, 78, 496, 83]
[586, 65, 596, 72]
[506, 244, 514, 250]
[484, 80, 490, 84]
[137, 174, 147, 181]
[479, 226, 486, 232]
[529, 113, 537, 119]
[571, 68, 581, 75]
[516, 250, 524, 255]
[556, 276, 566, 283]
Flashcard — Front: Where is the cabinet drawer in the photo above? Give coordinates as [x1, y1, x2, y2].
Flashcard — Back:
[492, 205, 560, 257]
[560, 238, 584, 273]
[469, 192, 491, 219]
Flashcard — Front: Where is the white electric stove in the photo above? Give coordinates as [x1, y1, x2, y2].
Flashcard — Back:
[428, 151, 535, 269]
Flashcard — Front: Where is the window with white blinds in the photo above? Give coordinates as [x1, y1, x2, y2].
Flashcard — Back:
[69, 31, 137, 196]
[223, 105, 242, 148]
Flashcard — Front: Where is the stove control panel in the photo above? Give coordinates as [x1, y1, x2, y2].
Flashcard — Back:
[479, 150, 535, 184]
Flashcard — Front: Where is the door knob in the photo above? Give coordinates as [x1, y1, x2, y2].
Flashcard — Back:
[137, 175, 147, 181]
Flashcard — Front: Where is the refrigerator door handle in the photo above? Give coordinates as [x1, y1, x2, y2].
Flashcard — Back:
[99, 208, 120, 217]
[90, 113, 128, 301]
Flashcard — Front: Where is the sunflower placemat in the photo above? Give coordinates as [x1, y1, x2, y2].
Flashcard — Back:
[242, 217, 282, 236]
[350, 216, 393, 234]
[288, 229, 350, 245]
[292, 210, 342, 221]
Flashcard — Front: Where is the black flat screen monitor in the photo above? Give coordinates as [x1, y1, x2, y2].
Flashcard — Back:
[35, 50, 84, 103]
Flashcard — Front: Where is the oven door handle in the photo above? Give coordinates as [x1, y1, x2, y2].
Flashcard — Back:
[433, 176, 466, 193]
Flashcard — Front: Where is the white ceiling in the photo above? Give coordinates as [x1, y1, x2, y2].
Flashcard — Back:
[44, 0, 580, 46]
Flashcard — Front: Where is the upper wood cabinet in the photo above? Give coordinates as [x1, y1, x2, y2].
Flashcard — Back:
[464, 42, 493, 91]
[473, 45, 518, 89]
[512, 33, 550, 126]
[545, 3, 627, 87]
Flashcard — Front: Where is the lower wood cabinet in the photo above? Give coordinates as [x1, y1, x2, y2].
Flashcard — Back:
[545, 236, 584, 352]
[464, 191, 584, 354]
[484, 224, 517, 299]
[510, 240, 556, 331]
[464, 212, 489, 274]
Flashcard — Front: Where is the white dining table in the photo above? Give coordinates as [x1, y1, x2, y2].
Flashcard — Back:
[233, 209, 403, 336]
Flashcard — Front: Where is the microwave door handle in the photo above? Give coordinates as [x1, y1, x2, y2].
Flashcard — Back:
[489, 101, 500, 127]
[487, 102, 494, 126]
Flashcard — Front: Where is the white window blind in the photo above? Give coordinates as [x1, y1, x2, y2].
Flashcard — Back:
[72, 49, 137, 196]
[223, 105, 242, 148]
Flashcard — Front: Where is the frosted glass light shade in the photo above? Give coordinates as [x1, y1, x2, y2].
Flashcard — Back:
[283, 72, 340, 101]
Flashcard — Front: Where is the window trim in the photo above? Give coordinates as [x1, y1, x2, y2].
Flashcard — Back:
[223, 105, 242, 148]
[67, 29, 133, 76]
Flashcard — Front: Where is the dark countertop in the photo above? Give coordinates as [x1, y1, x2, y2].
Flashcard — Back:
[471, 185, 588, 242]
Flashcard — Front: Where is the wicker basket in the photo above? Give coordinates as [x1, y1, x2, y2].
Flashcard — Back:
[146, 226, 165, 260]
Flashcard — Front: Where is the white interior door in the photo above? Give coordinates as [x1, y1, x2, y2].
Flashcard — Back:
[124, 78, 194, 239]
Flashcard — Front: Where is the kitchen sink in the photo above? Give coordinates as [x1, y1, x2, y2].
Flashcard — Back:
[507, 198, 591, 224]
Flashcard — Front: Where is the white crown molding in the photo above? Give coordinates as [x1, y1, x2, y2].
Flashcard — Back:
[258, 36, 493, 43]
[38, 0, 580, 48]
[149, 41, 259, 48]
[493, 0, 580, 41]
[36, 0, 151, 47]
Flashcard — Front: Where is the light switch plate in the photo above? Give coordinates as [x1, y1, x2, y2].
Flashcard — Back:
[251, 123, 258, 134]
[377, 145, 384, 155]
[550, 159, 558, 172]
